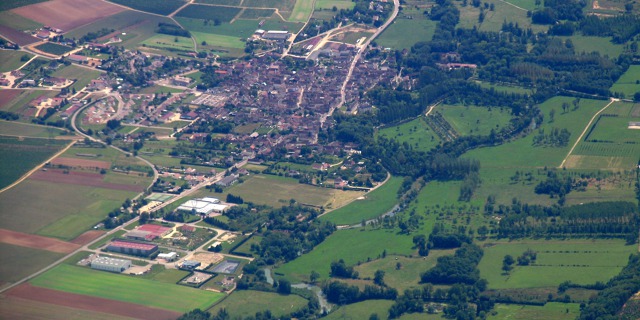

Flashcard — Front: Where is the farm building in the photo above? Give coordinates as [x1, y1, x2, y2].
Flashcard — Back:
[67, 54, 87, 63]
[215, 174, 239, 187]
[158, 252, 178, 262]
[176, 197, 227, 215]
[106, 240, 158, 257]
[90, 256, 131, 273]
[262, 30, 290, 42]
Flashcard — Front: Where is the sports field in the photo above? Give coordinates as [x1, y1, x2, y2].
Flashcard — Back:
[31, 264, 224, 312]
[209, 290, 308, 318]
[320, 176, 402, 225]
[488, 302, 581, 320]
[478, 239, 636, 289]
[439, 104, 512, 137]
[378, 118, 441, 152]
[0, 136, 69, 189]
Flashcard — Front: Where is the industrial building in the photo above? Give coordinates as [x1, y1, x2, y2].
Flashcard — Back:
[181, 260, 201, 270]
[176, 197, 228, 215]
[158, 252, 178, 262]
[262, 30, 290, 42]
[90, 256, 131, 273]
[125, 224, 172, 241]
[106, 240, 159, 257]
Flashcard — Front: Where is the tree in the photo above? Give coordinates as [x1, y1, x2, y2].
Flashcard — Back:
[139, 212, 149, 224]
[310, 270, 320, 283]
[374, 270, 386, 286]
[502, 254, 515, 273]
[278, 278, 292, 294]
[549, 108, 556, 123]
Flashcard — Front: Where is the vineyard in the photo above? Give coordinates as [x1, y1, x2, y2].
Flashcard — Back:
[424, 112, 458, 142]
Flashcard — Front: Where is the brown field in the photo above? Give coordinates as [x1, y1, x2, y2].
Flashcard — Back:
[0, 228, 79, 254]
[50, 157, 111, 169]
[12, 0, 125, 32]
[70, 230, 105, 245]
[6, 283, 181, 320]
[0, 90, 21, 108]
[0, 25, 40, 45]
[30, 169, 144, 192]
[0, 295, 137, 320]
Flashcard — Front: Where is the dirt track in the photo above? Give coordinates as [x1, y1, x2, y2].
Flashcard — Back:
[0, 229, 79, 254]
[7, 283, 181, 320]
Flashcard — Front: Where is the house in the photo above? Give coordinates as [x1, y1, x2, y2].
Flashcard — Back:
[173, 75, 192, 87]
[36, 29, 50, 39]
[262, 31, 290, 42]
[67, 54, 87, 64]
[215, 174, 238, 187]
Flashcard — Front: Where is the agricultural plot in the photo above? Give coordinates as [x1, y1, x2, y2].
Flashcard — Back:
[209, 290, 308, 318]
[52, 64, 102, 92]
[610, 65, 640, 97]
[378, 118, 441, 152]
[478, 239, 636, 289]
[0, 294, 136, 320]
[289, 0, 314, 22]
[0, 0, 48, 12]
[0, 136, 69, 189]
[475, 81, 533, 95]
[0, 243, 64, 287]
[106, 0, 186, 16]
[0, 49, 31, 72]
[33, 42, 74, 55]
[0, 89, 57, 119]
[377, 7, 437, 50]
[196, 0, 242, 5]
[320, 176, 402, 225]
[275, 227, 416, 282]
[456, 0, 547, 33]
[439, 104, 512, 137]
[240, 8, 276, 19]
[142, 34, 194, 53]
[488, 302, 581, 320]
[560, 35, 625, 58]
[0, 121, 69, 138]
[192, 31, 246, 50]
[31, 264, 224, 312]
[12, 0, 125, 32]
[175, 5, 241, 23]
[315, 0, 355, 10]
[325, 300, 394, 320]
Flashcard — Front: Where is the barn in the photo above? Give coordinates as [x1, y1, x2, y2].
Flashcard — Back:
[106, 240, 158, 257]
[90, 256, 131, 273]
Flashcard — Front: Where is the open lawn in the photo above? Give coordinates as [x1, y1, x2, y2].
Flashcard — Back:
[377, 8, 437, 50]
[475, 81, 533, 95]
[478, 239, 636, 289]
[31, 264, 223, 312]
[355, 251, 455, 292]
[325, 300, 394, 320]
[276, 227, 416, 282]
[0, 136, 69, 189]
[209, 290, 307, 318]
[562, 35, 625, 58]
[439, 104, 512, 137]
[488, 302, 580, 320]
[192, 31, 245, 49]
[320, 176, 402, 225]
[289, 0, 314, 22]
[142, 34, 193, 52]
[315, 0, 355, 10]
[0, 243, 64, 287]
[0, 50, 31, 72]
[378, 118, 441, 152]
[52, 64, 101, 92]
[611, 65, 640, 97]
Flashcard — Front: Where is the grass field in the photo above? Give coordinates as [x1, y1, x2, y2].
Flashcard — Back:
[319, 176, 402, 225]
[62, 145, 151, 170]
[488, 302, 580, 320]
[325, 300, 394, 320]
[0, 50, 31, 72]
[240, 8, 276, 19]
[52, 64, 102, 92]
[289, 0, 314, 22]
[456, 0, 546, 33]
[0, 136, 69, 189]
[31, 264, 223, 312]
[0, 243, 64, 286]
[439, 104, 512, 137]
[209, 290, 307, 318]
[561, 35, 625, 58]
[378, 118, 441, 152]
[478, 239, 636, 289]
[142, 34, 193, 52]
[610, 65, 640, 97]
[175, 4, 241, 22]
[355, 251, 455, 292]
[0, 121, 69, 138]
[192, 31, 246, 49]
[275, 227, 416, 282]
[34, 42, 74, 55]
[0, 10, 42, 30]
[377, 8, 437, 50]
[475, 81, 533, 95]
[315, 0, 355, 10]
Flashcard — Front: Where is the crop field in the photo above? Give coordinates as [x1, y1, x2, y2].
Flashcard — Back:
[378, 118, 441, 152]
[176, 5, 241, 23]
[52, 64, 102, 91]
[240, 8, 276, 19]
[0, 136, 69, 189]
[289, 0, 314, 22]
[488, 302, 580, 320]
[0, 11, 41, 32]
[464, 97, 609, 168]
[478, 239, 636, 289]
[610, 65, 640, 97]
[142, 34, 194, 52]
[0, 121, 69, 138]
[315, 0, 355, 10]
[243, 0, 296, 11]
[0, 294, 137, 320]
[107, 0, 186, 16]
[0, 0, 47, 12]
[196, 0, 242, 5]
[355, 251, 455, 292]
[439, 104, 512, 137]
[276, 227, 416, 282]
[33, 42, 73, 55]
[0, 243, 64, 287]
[209, 290, 308, 318]
[12, 0, 125, 32]
[325, 300, 395, 320]
[31, 264, 223, 312]
[377, 8, 437, 50]
[192, 31, 246, 50]
[320, 176, 402, 225]
[0, 89, 57, 119]
[62, 145, 151, 170]
[0, 50, 31, 72]
[501, 0, 539, 11]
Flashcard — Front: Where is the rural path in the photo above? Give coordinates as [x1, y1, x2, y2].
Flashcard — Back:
[0, 140, 76, 195]
[319, 0, 400, 128]
[425, 100, 442, 116]
[558, 98, 618, 168]
[495, 0, 527, 11]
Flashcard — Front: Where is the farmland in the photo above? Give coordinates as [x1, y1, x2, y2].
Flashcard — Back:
[0, 11, 42, 30]
[378, 117, 441, 152]
[488, 302, 581, 320]
[0, 121, 70, 138]
[0, 293, 137, 320]
[610, 65, 640, 97]
[142, 34, 194, 52]
[289, 0, 314, 22]
[377, 7, 437, 50]
[439, 104, 513, 137]
[0, 89, 57, 119]
[0, 50, 31, 72]
[456, 0, 547, 33]
[0, 136, 69, 189]
[31, 264, 224, 312]
[561, 35, 625, 58]
[319, 176, 402, 225]
[0, 0, 47, 12]
[477, 239, 636, 289]
[325, 300, 395, 320]
[209, 290, 308, 318]
[315, 0, 355, 10]
[175, 5, 241, 23]
[0, 243, 64, 287]
[12, 0, 125, 32]
[33, 42, 74, 55]
[107, 0, 186, 16]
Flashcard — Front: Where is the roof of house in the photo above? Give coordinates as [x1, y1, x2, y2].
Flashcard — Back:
[108, 240, 157, 251]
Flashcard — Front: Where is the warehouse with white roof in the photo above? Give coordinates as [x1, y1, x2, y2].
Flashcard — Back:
[176, 197, 228, 215]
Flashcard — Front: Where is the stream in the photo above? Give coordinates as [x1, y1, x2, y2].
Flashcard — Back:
[263, 268, 331, 313]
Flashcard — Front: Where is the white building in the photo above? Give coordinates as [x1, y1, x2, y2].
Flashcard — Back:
[90, 257, 131, 273]
[158, 252, 178, 262]
[176, 197, 228, 215]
